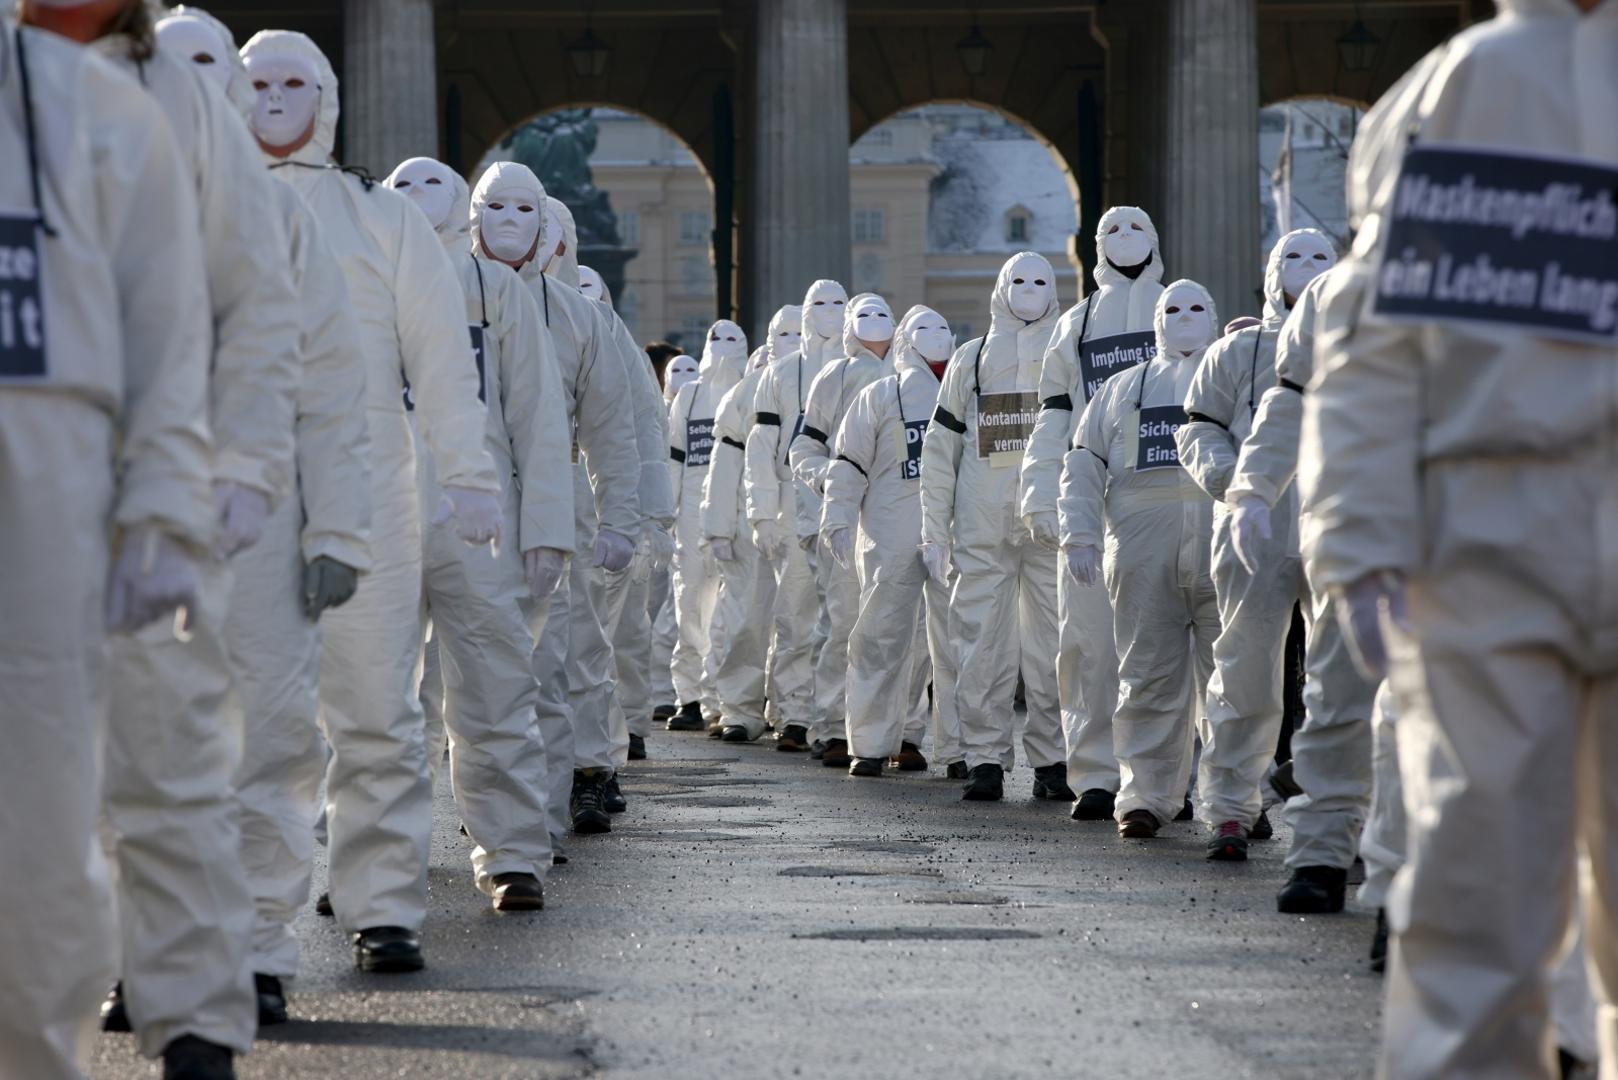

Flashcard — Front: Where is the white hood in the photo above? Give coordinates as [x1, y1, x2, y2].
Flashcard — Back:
[384, 156, 471, 257]
[469, 160, 550, 275]
[1091, 205, 1164, 327]
[240, 30, 340, 168]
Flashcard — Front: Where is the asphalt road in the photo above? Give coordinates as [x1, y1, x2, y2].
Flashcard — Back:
[92, 729, 1384, 1079]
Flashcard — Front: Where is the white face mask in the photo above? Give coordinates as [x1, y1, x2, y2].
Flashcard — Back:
[665, 355, 700, 399]
[481, 186, 542, 263]
[245, 53, 321, 150]
[578, 266, 606, 303]
[1160, 285, 1215, 355]
[1103, 219, 1153, 268]
[1279, 236, 1337, 304]
[156, 16, 232, 94]
[542, 204, 567, 269]
[910, 322, 953, 364]
[707, 323, 746, 360]
[388, 158, 456, 231]
[852, 304, 894, 345]
[774, 328, 803, 357]
[1004, 255, 1055, 322]
[807, 289, 846, 339]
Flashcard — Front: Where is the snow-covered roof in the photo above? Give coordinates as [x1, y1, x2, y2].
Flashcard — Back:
[928, 136, 1077, 254]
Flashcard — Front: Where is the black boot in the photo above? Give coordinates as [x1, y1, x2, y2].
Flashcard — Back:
[652, 703, 677, 724]
[961, 763, 1004, 801]
[848, 757, 884, 777]
[775, 724, 809, 752]
[162, 1035, 234, 1080]
[352, 926, 424, 973]
[821, 738, 851, 768]
[1276, 865, 1347, 914]
[720, 724, 751, 743]
[570, 769, 613, 834]
[627, 732, 647, 760]
[1249, 808, 1274, 840]
[667, 700, 705, 732]
[1174, 796, 1195, 822]
[491, 872, 546, 912]
[944, 760, 969, 780]
[602, 772, 627, 813]
[100, 981, 130, 1032]
[1369, 908, 1388, 973]
[1031, 763, 1077, 801]
[314, 891, 333, 917]
[254, 973, 288, 1027]
[1070, 788, 1115, 821]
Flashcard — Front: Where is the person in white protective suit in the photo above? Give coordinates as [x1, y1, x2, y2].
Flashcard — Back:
[45, 3, 304, 1068]
[702, 316, 802, 740]
[0, 18, 212, 1077]
[467, 163, 640, 845]
[385, 155, 574, 911]
[573, 260, 676, 797]
[823, 306, 962, 776]
[538, 208, 668, 825]
[153, 5, 372, 1032]
[667, 323, 750, 741]
[1221, 261, 1381, 910]
[241, 29, 503, 975]
[919, 252, 1065, 801]
[745, 280, 848, 755]
[1059, 280, 1221, 838]
[1297, 2, 1618, 1074]
[665, 354, 700, 401]
[1021, 206, 1164, 818]
[784, 292, 899, 757]
[1175, 228, 1337, 862]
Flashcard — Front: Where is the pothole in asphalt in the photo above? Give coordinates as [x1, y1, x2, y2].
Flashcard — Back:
[826, 840, 939, 855]
[793, 927, 1042, 941]
[660, 795, 772, 808]
[904, 891, 1009, 905]
[779, 865, 944, 879]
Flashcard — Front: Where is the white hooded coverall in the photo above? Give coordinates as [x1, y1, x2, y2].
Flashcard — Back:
[1059, 281, 1221, 827]
[920, 253, 1065, 774]
[1176, 228, 1335, 833]
[1298, 3, 1618, 1074]
[387, 158, 573, 891]
[97, 36, 302, 1058]
[241, 30, 501, 935]
[1022, 207, 1164, 795]
[745, 280, 849, 738]
[823, 307, 953, 762]
[0, 23, 212, 1077]
[703, 316, 801, 738]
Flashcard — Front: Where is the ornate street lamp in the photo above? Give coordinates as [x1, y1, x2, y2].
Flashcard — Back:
[956, 23, 992, 79]
[567, 19, 611, 79]
[1336, 5, 1381, 73]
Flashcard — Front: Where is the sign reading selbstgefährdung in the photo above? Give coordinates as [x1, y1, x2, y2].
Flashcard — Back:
[1373, 145, 1618, 343]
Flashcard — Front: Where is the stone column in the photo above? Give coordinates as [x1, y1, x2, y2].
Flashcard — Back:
[1161, 0, 1261, 319]
[745, 0, 851, 341]
[342, 0, 437, 175]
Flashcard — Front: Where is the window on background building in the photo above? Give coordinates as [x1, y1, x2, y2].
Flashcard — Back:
[678, 211, 711, 246]
[618, 210, 640, 247]
[1006, 207, 1031, 244]
[862, 128, 893, 148]
[852, 207, 886, 245]
[679, 254, 708, 295]
[854, 251, 883, 294]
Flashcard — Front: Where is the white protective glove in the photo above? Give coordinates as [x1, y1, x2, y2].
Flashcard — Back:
[106, 527, 200, 634]
[592, 527, 635, 572]
[709, 536, 735, 563]
[1065, 543, 1101, 587]
[1230, 496, 1273, 575]
[434, 485, 503, 548]
[826, 527, 854, 569]
[752, 519, 783, 559]
[1024, 511, 1060, 551]
[920, 540, 952, 585]
[523, 547, 567, 600]
[212, 480, 270, 560]
[1335, 570, 1409, 680]
[647, 523, 676, 573]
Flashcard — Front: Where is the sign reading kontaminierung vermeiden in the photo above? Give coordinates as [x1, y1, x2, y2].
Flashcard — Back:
[1373, 146, 1618, 343]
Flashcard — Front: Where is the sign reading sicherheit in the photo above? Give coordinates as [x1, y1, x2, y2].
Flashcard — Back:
[1373, 145, 1618, 343]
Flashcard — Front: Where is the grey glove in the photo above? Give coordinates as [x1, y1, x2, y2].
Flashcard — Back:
[302, 556, 359, 620]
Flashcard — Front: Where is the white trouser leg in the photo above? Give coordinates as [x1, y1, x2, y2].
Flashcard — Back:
[568, 555, 617, 772]
[924, 572, 962, 766]
[1060, 565, 1119, 792]
[769, 535, 818, 732]
[106, 560, 256, 1057]
[1285, 585, 1378, 871]
[1356, 684, 1403, 907]
[814, 539, 860, 743]
[533, 573, 574, 849]
[419, 629, 446, 789]
[647, 566, 677, 713]
[606, 566, 651, 768]
[669, 541, 711, 707]
[424, 517, 551, 891]
[1017, 541, 1065, 770]
[951, 535, 1022, 772]
[0, 398, 117, 1079]
[901, 612, 933, 749]
[317, 414, 432, 932]
[1198, 517, 1306, 830]
[226, 495, 324, 980]
[711, 536, 774, 737]
[844, 544, 926, 760]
